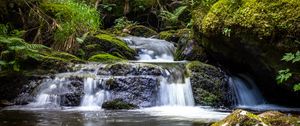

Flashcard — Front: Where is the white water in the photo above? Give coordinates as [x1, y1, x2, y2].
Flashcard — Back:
[80, 78, 111, 109]
[122, 36, 175, 62]
[229, 75, 265, 106]
[158, 78, 195, 106]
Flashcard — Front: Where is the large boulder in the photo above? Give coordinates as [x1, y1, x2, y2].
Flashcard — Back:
[81, 34, 136, 60]
[186, 61, 229, 106]
[192, 0, 300, 105]
[213, 109, 300, 126]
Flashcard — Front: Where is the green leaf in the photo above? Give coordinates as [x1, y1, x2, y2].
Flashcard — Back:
[0, 60, 7, 66]
[282, 53, 295, 62]
[293, 84, 300, 91]
[276, 69, 292, 84]
[292, 51, 300, 63]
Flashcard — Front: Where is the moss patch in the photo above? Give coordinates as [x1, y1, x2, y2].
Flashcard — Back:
[213, 109, 300, 126]
[82, 33, 136, 60]
[102, 99, 137, 110]
[196, 0, 300, 38]
[88, 53, 124, 63]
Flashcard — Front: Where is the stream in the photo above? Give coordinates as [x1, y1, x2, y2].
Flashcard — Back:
[0, 36, 299, 126]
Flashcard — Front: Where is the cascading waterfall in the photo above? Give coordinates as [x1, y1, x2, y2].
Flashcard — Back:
[228, 75, 265, 106]
[28, 36, 195, 108]
[122, 36, 175, 62]
[122, 36, 195, 106]
[80, 78, 111, 108]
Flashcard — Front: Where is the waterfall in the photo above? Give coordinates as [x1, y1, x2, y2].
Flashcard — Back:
[28, 36, 195, 109]
[122, 36, 195, 106]
[229, 75, 265, 106]
[122, 36, 175, 62]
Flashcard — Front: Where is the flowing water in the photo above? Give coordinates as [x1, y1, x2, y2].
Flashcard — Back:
[2, 36, 300, 126]
[0, 36, 231, 126]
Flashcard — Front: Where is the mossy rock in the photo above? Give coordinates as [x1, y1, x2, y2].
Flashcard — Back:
[126, 25, 158, 37]
[82, 33, 136, 60]
[212, 109, 269, 126]
[213, 109, 300, 126]
[186, 61, 229, 106]
[102, 99, 138, 110]
[88, 53, 124, 63]
[192, 0, 300, 103]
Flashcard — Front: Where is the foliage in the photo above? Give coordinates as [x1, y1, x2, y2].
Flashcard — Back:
[27, 0, 101, 52]
[277, 51, 300, 91]
[197, 0, 300, 38]
[114, 17, 136, 30]
[159, 6, 188, 26]
[88, 53, 124, 63]
[0, 36, 49, 71]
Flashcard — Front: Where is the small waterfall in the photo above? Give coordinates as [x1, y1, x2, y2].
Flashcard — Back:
[28, 37, 195, 109]
[158, 78, 194, 106]
[80, 78, 110, 107]
[122, 36, 175, 61]
[229, 75, 265, 106]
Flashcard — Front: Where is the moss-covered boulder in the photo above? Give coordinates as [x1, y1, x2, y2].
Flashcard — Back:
[88, 53, 124, 63]
[192, 0, 300, 105]
[102, 99, 137, 110]
[186, 61, 229, 106]
[126, 25, 158, 37]
[159, 29, 207, 61]
[81, 34, 136, 60]
[213, 109, 300, 126]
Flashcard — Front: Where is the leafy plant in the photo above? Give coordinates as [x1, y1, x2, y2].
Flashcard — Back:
[0, 36, 49, 72]
[277, 51, 300, 91]
[159, 6, 188, 26]
[114, 17, 136, 30]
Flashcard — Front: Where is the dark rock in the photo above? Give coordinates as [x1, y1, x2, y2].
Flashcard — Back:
[0, 100, 13, 107]
[98, 63, 162, 76]
[105, 76, 159, 107]
[102, 99, 137, 110]
[60, 78, 84, 106]
[186, 61, 229, 107]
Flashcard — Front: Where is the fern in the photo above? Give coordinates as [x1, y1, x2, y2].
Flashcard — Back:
[277, 51, 300, 91]
[0, 36, 49, 71]
[160, 6, 187, 25]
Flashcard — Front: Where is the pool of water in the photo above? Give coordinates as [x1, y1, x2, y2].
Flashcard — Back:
[0, 106, 229, 126]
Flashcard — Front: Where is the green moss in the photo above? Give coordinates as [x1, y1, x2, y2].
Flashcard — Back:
[198, 0, 300, 38]
[95, 34, 135, 56]
[213, 110, 300, 126]
[126, 25, 158, 37]
[102, 99, 137, 110]
[88, 53, 124, 63]
[159, 30, 175, 41]
[82, 33, 136, 60]
[186, 61, 217, 76]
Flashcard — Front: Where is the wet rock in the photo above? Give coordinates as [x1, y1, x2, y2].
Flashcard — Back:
[105, 76, 159, 107]
[98, 63, 162, 76]
[81, 34, 136, 60]
[126, 25, 158, 37]
[213, 109, 300, 126]
[59, 78, 84, 106]
[102, 99, 137, 110]
[0, 100, 13, 107]
[186, 61, 229, 107]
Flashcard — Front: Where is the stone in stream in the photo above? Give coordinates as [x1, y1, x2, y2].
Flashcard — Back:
[186, 61, 230, 107]
[102, 99, 138, 110]
[212, 109, 300, 126]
